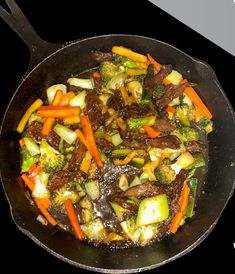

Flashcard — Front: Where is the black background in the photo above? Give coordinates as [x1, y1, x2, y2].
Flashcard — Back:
[0, 0, 234, 273]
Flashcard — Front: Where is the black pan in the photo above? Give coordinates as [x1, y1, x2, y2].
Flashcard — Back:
[0, 1, 235, 273]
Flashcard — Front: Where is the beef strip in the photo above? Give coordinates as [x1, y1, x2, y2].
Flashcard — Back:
[91, 50, 116, 63]
[157, 82, 195, 109]
[185, 141, 202, 153]
[122, 182, 159, 197]
[47, 170, 84, 191]
[144, 65, 172, 93]
[26, 121, 60, 149]
[68, 141, 86, 171]
[108, 90, 125, 111]
[85, 91, 103, 131]
[147, 135, 181, 149]
[153, 118, 175, 132]
[124, 103, 156, 119]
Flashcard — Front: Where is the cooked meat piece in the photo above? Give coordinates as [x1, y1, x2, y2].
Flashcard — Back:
[93, 77, 103, 92]
[108, 196, 138, 212]
[91, 50, 116, 63]
[123, 130, 150, 141]
[108, 90, 125, 111]
[26, 121, 59, 149]
[26, 121, 43, 143]
[47, 170, 84, 191]
[153, 118, 175, 132]
[85, 91, 103, 131]
[122, 140, 148, 149]
[122, 182, 159, 197]
[124, 103, 156, 119]
[147, 135, 181, 149]
[96, 138, 113, 152]
[144, 65, 172, 92]
[157, 82, 194, 109]
[185, 141, 202, 153]
[68, 85, 84, 93]
[166, 169, 189, 213]
[68, 141, 86, 171]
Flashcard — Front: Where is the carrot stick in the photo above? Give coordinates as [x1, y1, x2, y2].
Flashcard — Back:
[92, 71, 101, 78]
[169, 183, 190, 234]
[184, 86, 212, 120]
[80, 115, 103, 168]
[163, 78, 171, 85]
[19, 138, 25, 148]
[59, 91, 75, 106]
[34, 199, 57, 226]
[37, 106, 80, 118]
[166, 106, 176, 113]
[147, 53, 161, 72]
[41, 90, 64, 135]
[21, 174, 51, 209]
[65, 199, 84, 240]
[181, 79, 212, 120]
[143, 126, 161, 138]
[75, 129, 90, 150]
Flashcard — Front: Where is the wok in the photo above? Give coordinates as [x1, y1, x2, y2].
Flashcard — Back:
[0, 1, 234, 273]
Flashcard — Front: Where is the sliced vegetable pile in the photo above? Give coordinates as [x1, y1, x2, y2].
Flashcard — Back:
[18, 45, 213, 247]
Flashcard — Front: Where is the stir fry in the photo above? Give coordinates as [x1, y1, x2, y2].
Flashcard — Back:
[18, 46, 213, 247]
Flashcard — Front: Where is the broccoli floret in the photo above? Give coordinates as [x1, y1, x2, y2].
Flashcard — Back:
[40, 140, 66, 174]
[180, 126, 199, 142]
[152, 84, 165, 99]
[196, 117, 213, 133]
[176, 105, 190, 126]
[99, 61, 120, 81]
[53, 186, 80, 206]
[127, 116, 156, 130]
[20, 146, 39, 172]
[188, 152, 206, 170]
[114, 56, 146, 70]
[155, 165, 176, 185]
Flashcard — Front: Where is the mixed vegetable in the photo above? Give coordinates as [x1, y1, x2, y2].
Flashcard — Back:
[18, 46, 213, 247]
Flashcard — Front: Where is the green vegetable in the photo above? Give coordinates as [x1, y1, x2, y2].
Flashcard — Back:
[127, 115, 156, 130]
[111, 132, 123, 146]
[187, 152, 205, 170]
[145, 64, 154, 80]
[69, 90, 87, 109]
[129, 176, 141, 187]
[40, 140, 66, 174]
[81, 219, 107, 240]
[67, 78, 94, 89]
[82, 208, 93, 223]
[106, 73, 126, 90]
[139, 224, 158, 246]
[120, 217, 140, 243]
[32, 171, 50, 198]
[53, 186, 80, 206]
[176, 105, 190, 126]
[114, 56, 147, 69]
[111, 148, 132, 156]
[180, 126, 199, 142]
[130, 157, 145, 168]
[196, 117, 213, 133]
[24, 137, 40, 156]
[136, 194, 169, 227]
[85, 180, 100, 200]
[46, 84, 67, 104]
[99, 61, 120, 81]
[53, 124, 77, 145]
[186, 178, 198, 218]
[118, 174, 129, 191]
[153, 84, 165, 99]
[155, 165, 176, 185]
[110, 202, 129, 220]
[20, 146, 39, 173]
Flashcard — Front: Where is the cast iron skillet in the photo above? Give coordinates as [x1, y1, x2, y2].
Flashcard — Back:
[0, 1, 235, 273]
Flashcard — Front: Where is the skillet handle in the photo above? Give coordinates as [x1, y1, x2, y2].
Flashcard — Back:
[0, 0, 61, 71]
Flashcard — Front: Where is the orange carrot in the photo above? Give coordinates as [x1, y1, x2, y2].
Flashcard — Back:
[37, 106, 80, 118]
[41, 90, 64, 135]
[184, 86, 212, 120]
[59, 91, 75, 106]
[181, 79, 212, 120]
[92, 71, 101, 78]
[19, 138, 25, 148]
[147, 53, 161, 72]
[166, 105, 176, 113]
[169, 183, 190, 234]
[34, 199, 57, 226]
[80, 115, 103, 168]
[65, 199, 84, 240]
[28, 164, 42, 178]
[21, 174, 51, 209]
[143, 126, 161, 138]
[75, 129, 90, 150]
[163, 78, 171, 85]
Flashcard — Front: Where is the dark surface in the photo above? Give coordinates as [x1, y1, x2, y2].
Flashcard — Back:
[0, 0, 234, 273]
